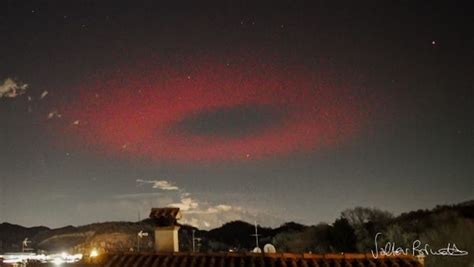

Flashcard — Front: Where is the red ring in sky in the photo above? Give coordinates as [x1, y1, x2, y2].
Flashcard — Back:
[54, 54, 370, 162]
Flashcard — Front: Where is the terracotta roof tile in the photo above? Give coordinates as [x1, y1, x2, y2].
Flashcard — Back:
[94, 253, 423, 267]
[149, 208, 181, 219]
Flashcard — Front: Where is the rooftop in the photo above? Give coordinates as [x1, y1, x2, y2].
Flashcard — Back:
[149, 208, 182, 227]
[149, 208, 182, 219]
[86, 252, 424, 267]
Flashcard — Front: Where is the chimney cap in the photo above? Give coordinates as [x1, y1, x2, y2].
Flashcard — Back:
[149, 207, 182, 226]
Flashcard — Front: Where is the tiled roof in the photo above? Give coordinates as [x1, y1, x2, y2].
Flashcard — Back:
[149, 208, 182, 220]
[93, 252, 423, 267]
[149, 208, 182, 226]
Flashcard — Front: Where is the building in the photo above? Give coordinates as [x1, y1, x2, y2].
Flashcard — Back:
[75, 208, 424, 267]
[149, 207, 182, 253]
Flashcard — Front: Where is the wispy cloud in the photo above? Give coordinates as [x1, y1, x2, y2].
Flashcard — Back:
[40, 90, 48, 99]
[170, 197, 199, 211]
[0, 78, 28, 98]
[134, 179, 252, 228]
[136, 179, 179, 190]
[47, 110, 62, 119]
[113, 192, 164, 200]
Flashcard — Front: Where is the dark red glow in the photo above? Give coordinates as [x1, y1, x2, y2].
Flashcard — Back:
[52, 55, 371, 162]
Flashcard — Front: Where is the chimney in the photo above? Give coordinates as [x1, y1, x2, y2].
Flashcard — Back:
[149, 208, 182, 253]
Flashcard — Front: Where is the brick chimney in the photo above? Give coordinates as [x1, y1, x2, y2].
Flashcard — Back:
[149, 208, 182, 253]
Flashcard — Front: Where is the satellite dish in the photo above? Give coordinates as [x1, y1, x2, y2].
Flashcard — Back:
[264, 244, 276, 253]
[252, 247, 262, 253]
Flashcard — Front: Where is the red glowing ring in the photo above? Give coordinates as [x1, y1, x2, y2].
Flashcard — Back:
[51, 54, 370, 162]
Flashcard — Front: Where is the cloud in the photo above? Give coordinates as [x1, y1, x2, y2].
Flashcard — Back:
[170, 197, 199, 211]
[136, 179, 179, 190]
[212, 204, 233, 212]
[40, 90, 48, 99]
[113, 192, 164, 199]
[47, 110, 62, 119]
[167, 194, 254, 228]
[0, 78, 28, 98]
[177, 203, 264, 229]
[182, 203, 234, 214]
[128, 179, 283, 229]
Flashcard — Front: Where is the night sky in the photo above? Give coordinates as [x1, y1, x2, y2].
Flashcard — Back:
[1, 1, 473, 229]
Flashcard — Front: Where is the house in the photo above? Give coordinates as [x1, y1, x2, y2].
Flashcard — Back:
[149, 207, 182, 253]
[78, 208, 424, 267]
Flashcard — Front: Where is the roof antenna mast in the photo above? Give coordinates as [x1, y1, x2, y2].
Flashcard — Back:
[251, 221, 261, 253]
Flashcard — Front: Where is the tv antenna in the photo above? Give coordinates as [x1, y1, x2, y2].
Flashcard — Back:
[192, 229, 201, 253]
[22, 238, 32, 252]
[251, 221, 261, 253]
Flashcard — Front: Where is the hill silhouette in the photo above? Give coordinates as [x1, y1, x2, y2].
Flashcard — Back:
[1, 199, 473, 267]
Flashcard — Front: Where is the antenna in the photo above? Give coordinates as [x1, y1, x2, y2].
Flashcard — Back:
[264, 244, 276, 253]
[192, 229, 201, 253]
[251, 221, 261, 253]
[192, 229, 195, 253]
[22, 238, 32, 252]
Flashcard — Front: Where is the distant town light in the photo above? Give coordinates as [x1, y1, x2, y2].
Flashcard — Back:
[90, 249, 99, 258]
[53, 257, 64, 265]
